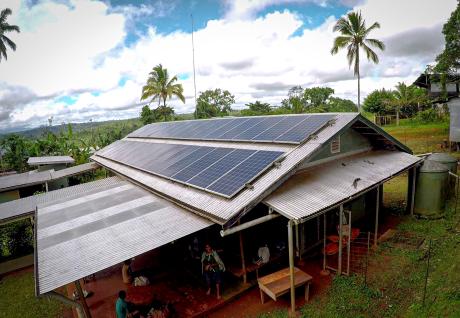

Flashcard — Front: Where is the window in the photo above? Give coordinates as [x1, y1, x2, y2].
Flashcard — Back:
[330, 136, 340, 154]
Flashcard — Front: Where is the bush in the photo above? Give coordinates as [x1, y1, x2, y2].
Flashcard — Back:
[415, 108, 442, 123]
[0, 219, 34, 261]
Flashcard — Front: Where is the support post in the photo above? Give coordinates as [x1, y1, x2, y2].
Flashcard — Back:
[75, 280, 91, 318]
[338, 205, 343, 275]
[374, 186, 380, 246]
[239, 230, 247, 284]
[347, 210, 352, 275]
[407, 167, 416, 215]
[45, 182, 49, 192]
[323, 213, 327, 271]
[288, 220, 295, 313]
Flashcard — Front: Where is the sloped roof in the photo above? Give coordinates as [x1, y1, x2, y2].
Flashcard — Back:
[0, 176, 120, 225]
[264, 150, 422, 221]
[35, 176, 212, 295]
[28, 156, 75, 166]
[0, 162, 99, 192]
[91, 113, 412, 227]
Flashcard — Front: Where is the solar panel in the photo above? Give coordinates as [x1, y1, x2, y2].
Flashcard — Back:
[127, 114, 334, 145]
[207, 150, 284, 197]
[97, 141, 284, 198]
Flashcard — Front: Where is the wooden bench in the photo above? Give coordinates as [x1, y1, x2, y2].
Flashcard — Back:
[257, 267, 312, 304]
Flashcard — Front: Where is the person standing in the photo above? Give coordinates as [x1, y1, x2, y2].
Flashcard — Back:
[201, 243, 225, 299]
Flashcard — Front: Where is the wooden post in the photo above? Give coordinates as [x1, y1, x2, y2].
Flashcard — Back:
[239, 230, 247, 284]
[45, 182, 49, 192]
[338, 205, 343, 275]
[323, 213, 327, 271]
[374, 186, 380, 246]
[347, 210, 352, 275]
[288, 220, 295, 313]
[75, 280, 91, 318]
[410, 167, 416, 216]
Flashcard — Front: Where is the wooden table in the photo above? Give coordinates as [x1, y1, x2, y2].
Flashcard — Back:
[257, 267, 312, 304]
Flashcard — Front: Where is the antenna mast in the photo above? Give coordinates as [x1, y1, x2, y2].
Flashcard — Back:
[191, 14, 198, 117]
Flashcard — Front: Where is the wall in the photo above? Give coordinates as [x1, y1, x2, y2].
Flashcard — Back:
[0, 190, 20, 204]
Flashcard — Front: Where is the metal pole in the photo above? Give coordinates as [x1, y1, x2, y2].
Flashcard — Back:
[374, 186, 380, 246]
[191, 14, 198, 117]
[295, 222, 300, 258]
[323, 212, 327, 271]
[45, 182, 49, 192]
[455, 174, 459, 216]
[288, 220, 295, 313]
[220, 214, 280, 236]
[338, 205, 343, 275]
[347, 210, 351, 275]
[75, 280, 92, 318]
[239, 229, 247, 284]
[422, 240, 432, 306]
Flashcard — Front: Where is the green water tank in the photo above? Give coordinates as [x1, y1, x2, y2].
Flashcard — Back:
[414, 160, 449, 219]
[427, 153, 458, 194]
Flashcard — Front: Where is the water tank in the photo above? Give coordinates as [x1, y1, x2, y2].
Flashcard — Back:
[414, 160, 449, 219]
[427, 153, 458, 193]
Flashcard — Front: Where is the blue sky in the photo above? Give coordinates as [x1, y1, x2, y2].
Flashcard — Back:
[0, 0, 457, 132]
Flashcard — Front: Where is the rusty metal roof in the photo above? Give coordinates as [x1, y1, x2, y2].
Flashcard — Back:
[263, 150, 422, 221]
[35, 177, 213, 295]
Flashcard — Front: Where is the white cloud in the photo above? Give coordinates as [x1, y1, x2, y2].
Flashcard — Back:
[0, 0, 458, 132]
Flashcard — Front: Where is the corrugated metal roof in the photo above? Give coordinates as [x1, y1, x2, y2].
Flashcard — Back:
[263, 151, 422, 220]
[0, 170, 52, 192]
[0, 177, 122, 224]
[35, 178, 213, 295]
[50, 162, 99, 179]
[28, 156, 75, 166]
[0, 162, 100, 192]
[91, 113, 358, 225]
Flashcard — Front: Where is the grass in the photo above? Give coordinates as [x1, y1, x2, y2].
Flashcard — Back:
[0, 270, 68, 318]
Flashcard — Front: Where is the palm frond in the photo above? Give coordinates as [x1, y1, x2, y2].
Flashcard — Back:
[1, 35, 16, 51]
[364, 22, 380, 36]
[2, 24, 20, 33]
[0, 8, 12, 23]
[365, 38, 385, 51]
[330, 36, 351, 55]
[0, 39, 7, 61]
[362, 42, 379, 64]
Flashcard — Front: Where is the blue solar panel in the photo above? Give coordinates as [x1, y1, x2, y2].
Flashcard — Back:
[275, 114, 334, 143]
[97, 140, 285, 198]
[128, 114, 335, 144]
[187, 149, 255, 188]
[232, 116, 284, 140]
[252, 116, 308, 141]
[207, 150, 284, 197]
[171, 148, 233, 182]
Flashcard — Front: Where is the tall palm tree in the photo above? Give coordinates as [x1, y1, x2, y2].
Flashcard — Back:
[0, 8, 20, 62]
[391, 82, 418, 126]
[331, 11, 385, 111]
[140, 64, 185, 121]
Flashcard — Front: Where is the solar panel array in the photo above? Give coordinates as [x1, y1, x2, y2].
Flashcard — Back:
[97, 140, 284, 198]
[128, 114, 335, 144]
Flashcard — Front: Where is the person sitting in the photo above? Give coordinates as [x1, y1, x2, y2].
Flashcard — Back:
[254, 244, 270, 266]
[201, 243, 225, 299]
[122, 259, 133, 284]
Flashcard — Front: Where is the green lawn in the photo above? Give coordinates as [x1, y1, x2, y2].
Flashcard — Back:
[0, 271, 68, 318]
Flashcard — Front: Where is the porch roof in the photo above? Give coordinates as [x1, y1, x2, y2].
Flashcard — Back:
[263, 150, 422, 221]
[35, 177, 213, 295]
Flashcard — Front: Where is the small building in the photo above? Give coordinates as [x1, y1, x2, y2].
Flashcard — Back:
[27, 156, 75, 190]
[24, 113, 424, 316]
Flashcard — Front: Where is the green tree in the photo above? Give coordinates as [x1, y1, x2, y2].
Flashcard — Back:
[195, 89, 235, 118]
[140, 105, 154, 125]
[331, 11, 385, 111]
[140, 64, 185, 121]
[246, 101, 271, 113]
[390, 82, 421, 125]
[281, 86, 305, 113]
[435, 1, 460, 74]
[0, 134, 30, 172]
[303, 87, 335, 108]
[325, 97, 357, 112]
[363, 89, 394, 114]
[0, 8, 20, 62]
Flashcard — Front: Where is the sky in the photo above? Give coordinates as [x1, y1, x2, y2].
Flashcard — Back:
[0, 0, 457, 133]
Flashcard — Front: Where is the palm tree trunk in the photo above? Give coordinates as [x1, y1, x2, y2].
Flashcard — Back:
[396, 107, 400, 126]
[357, 52, 361, 112]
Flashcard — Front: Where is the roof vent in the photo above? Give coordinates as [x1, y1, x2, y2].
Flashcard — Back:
[330, 136, 341, 154]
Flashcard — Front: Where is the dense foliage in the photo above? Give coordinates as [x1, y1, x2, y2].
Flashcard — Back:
[195, 88, 235, 118]
[281, 86, 357, 113]
[435, 0, 460, 74]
